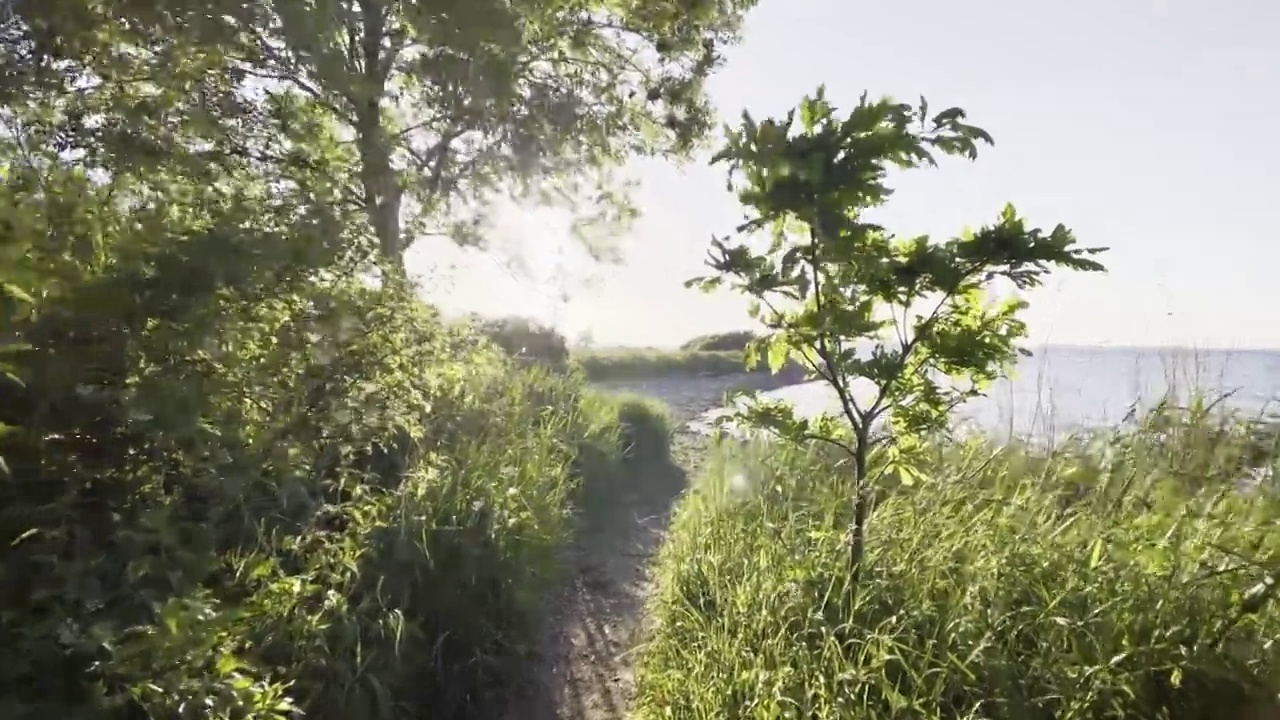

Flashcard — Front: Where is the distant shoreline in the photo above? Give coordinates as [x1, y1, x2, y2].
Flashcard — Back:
[582, 342, 1280, 356]
[573, 344, 1280, 388]
[575, 346, 807, 384]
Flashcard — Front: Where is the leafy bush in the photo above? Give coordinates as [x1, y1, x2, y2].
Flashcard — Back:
[470, 314, 572, 370]
[0, 161, 630, 720]
[0, 2, 762, 716]
[1, 260, 629, 719]
[680, 331, 759, 353]
[591, 394, 672, 463]
[635, 408, 1280, 720]
[573, 393, 675, 514]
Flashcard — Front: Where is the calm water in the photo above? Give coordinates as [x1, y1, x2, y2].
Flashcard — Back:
[699, 346, 1280, 440]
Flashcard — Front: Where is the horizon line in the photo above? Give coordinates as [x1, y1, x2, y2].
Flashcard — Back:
[578, 341, 1280, 354]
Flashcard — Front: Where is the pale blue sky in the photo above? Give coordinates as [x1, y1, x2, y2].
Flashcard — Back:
[409, 0, 1280, 349]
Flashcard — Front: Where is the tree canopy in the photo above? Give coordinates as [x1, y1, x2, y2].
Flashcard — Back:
[3, 0, 773, 715]
[4, 0, 758, 273]
[688, 86, 1108, 583]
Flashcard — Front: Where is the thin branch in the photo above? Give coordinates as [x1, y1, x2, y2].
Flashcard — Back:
[229, 52, 344, 116]
[801, 432, 858, 458]
[864, 255, 991, 421]
[806, 226, 864, 429]
[891, 301, 906, 348]
[404, 125, 466, 205]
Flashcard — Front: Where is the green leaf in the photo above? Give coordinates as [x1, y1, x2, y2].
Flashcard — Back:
[159, 599, 184, 635]
[1088, 537, 1105, 569]
[0, 282, 33, 305]
[896, 462, 923, 487]
[215, 653, 239, 676]
[766, 334, 789, 373]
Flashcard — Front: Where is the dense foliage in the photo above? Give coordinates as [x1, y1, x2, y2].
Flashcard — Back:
[6, 0, 759, 272]
[0, 0, 755, 716]
[470, 314, 572, 369]
[0, 122, 638, 719]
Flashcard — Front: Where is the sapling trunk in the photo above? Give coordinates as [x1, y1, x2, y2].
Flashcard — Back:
[849, 423, 870, 594]
[688, 86, 1108, 615]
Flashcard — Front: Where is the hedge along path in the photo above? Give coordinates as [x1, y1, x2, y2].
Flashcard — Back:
[501, 377, 740, 720]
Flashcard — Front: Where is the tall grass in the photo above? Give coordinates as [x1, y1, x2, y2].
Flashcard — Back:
[593, 392, 674, 464]
[635, 398, 1280, 719]
[574, 392, 675, 511]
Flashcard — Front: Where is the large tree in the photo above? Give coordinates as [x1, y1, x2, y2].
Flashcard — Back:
[257, 0, 759, 272]
[7, 0, 759, 274]
[1, 0, 365, 240]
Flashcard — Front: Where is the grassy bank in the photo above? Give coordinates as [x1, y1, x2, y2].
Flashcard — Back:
[574, 392, 676, 510]
[575, 347, 748, 380]
[635, 401, 1280, 719]
[575, 347, 808, 382]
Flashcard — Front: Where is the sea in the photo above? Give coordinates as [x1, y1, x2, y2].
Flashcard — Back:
[702, 346, 1280, 441]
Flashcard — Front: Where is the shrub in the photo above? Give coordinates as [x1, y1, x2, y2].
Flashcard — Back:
[470, 314, 571, 370]
[0, 263, 629, 717]
[590, 393, 672, 464]
[0, 198, 624, 719]
[680, 331, 759, 353]
[636, 408, 1280, 720]
[575, 348, 748, 380]
[572, 393, 675, 512]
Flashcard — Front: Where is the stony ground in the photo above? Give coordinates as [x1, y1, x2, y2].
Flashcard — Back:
[502, 372, 795, 720]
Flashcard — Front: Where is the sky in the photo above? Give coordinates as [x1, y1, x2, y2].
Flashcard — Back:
[407, 0, 1280, 350]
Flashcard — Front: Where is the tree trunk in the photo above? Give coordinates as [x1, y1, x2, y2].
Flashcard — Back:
[355, 111, 404, 275]
[848, 425, 870, 595]
[353, 0, 405, 278]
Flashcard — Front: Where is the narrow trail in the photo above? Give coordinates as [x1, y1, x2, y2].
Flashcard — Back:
[501, 376, 755, 720]
[511, 439, 696, 720]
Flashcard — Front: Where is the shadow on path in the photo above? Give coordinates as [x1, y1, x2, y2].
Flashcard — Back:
[498, 373, 786, 720]
[507, 448, 688, 720]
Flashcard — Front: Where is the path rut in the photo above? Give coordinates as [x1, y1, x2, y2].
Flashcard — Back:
[501, 374, 777, 720]
[509, 460, 686, 719]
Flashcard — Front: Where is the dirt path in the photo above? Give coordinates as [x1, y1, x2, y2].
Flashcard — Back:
[510, 439, 698, 720]
[501, 374, 773, 720]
